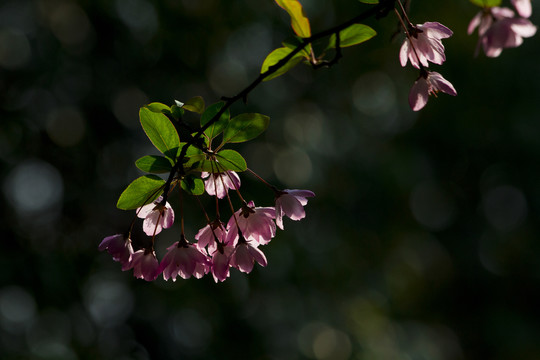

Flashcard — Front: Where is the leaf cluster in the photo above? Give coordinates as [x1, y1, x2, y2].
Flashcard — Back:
[117, 99, 269, 210]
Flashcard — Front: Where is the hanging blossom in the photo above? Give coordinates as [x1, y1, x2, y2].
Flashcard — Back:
[229, 237, 267, 274]
[226, 201, 276, 246]
[127, 249, 160, 281]
[202, 171, 241, 199]
[137, 196, 175, 236]
[400, 22, 453, 69]
[468, 6, 536, 58]
[159, 239, 211, 281]
[98, 234, 133, 270]
[211, 243, 235, 283]
[409, 70, 457, 111]
[275, 189, 315, 230]
[195, 220, 227, 255]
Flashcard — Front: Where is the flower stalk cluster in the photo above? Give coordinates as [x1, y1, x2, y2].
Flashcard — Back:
[468, 0, 536, 58]
[395, 0, 457, 111]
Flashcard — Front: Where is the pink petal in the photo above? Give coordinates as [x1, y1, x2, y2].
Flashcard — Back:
[143, 211, 162, 236]
[399, 40, 410, 67]
[468, 12, 483, 35]
[409, 77, 429, 111]
[429, 72, 457, 96]
[512, 0, 532, 18]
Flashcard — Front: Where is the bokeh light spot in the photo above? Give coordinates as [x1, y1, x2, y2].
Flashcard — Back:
[410, 182, 456, 231]
[483, 185, 527, 232]
[49, 3, 92, 47]
[46, 107, 86, 147]
[273, 148, 312, 186]
[0, 28, 31, 69]
[84, 276, 134, 327]
[0, 286, 36, 334]
[352, 71, 396, 116]
[3, 159, 64, 216]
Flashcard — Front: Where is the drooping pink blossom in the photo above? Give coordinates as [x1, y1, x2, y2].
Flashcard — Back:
[195, 220, 227, 255]
[211, 244, 234, 283]
[230, 241, 268, 274]
[275, 189, 315, 230]
[159, 241, 211, 281]
[137, 196, 175, 236]
[202, 171, 241, 199]
[128, 249, 160, 281]
[409, 70, 457, 112]
[400, 22, 453, 69]
[468, 7, 537, 57]
[98, 234, 134, 270]
[512, 0, 532, 18]
[226, 201, 276, 246]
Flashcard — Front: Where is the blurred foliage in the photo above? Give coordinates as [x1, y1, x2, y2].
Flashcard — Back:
[1, 0, 540, 359]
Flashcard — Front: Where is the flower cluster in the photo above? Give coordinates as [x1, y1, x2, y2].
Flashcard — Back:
[396, 6, 457, 111]
[468, 0, 536, 57]
[100, 170, 315, 282]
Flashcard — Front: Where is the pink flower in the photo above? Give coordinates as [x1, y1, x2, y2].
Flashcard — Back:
[226, 201, 276, 246]
[211, 244, 234, 282]
[98, 234, 134, 270]
[159, 241, 211, 281]
[128, 249, 160, 281]
[230, 241, 267, 274]
[400, 22, 453, 69]
[468, 7, 537, 58]
[275, 189, 315, 230]
[195, 220, 227, 255]
[512, 0, 532, 18]
[409, 70, 457, 111]
[137, 196, 175, 236]
[202, 171, 241, 199]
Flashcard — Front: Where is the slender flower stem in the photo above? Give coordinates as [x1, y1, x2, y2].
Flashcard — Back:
[396, 0, 413, 27]
[247, 168, 278, 193]
[394, 7, 425, 71]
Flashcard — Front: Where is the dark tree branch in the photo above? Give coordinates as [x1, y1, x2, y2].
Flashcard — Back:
[160, 0, 396, 205]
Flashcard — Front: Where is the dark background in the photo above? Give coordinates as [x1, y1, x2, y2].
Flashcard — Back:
[1, 0, 540, 359]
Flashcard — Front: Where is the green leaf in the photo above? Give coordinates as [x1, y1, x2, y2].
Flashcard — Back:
[327, 24, 377, 50]
[215, 149, 247, 172]
[139, 107, 181, 159]
[184, 150, 247, 173]
[221, 113, 270, 145]
[260, 47, 305, 81]
[145, 102, 171, 114]
[170, 104, 184, 119]
[117, 175, 165, 210]
[274, 0, 311, 38]
[469, 0, 502, 7]
[135, 155, 173, 174]
[201, 102, 230, 140]
[183, 96, 205, 114]
[179, 142, 203, 157]
[358, 0, 378, 4]
[180, 175, 205, 195]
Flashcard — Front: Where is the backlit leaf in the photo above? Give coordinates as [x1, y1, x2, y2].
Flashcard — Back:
[135, 155, 173, 174]
[221, 113, 270, 145]
[274, 0, 311, 38]
[117, 175, 165, 210]
[183, 96, 205, 114]
[260, 47, 305, 81]
[139, 107, 181, 160]
[327, 24, 377, 49]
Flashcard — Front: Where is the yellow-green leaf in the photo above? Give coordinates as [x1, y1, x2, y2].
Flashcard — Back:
[260, 47, 305, 81]
[183, 96, 205, 114]
[327, 24, 377, 50]
[274, 0, 311, 38]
